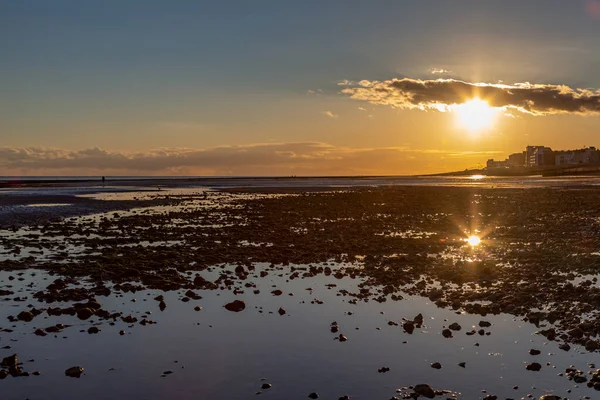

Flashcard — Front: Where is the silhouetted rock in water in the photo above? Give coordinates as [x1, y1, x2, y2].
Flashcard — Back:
[377, 367, 390, 373]
[17, 311, 34, 322]
[34, 328, 46, 336]
[413, 384, 436, 398]
[585, 339, 600, 352]
[271, 290, 282, 296]
[442, 329, 453, 338]
[338, 334, 347, 342]
[559, 343, 571, 351]
[76, 308, 93, 320]
[530, 349, 541, 355]
[479, 321, 491, 327]
[458, 362, 466, 368]
[224, 300, 246, 312]
[185, 290, 201, 300]
[403, 321, 415, 334]
[87, 327, 100, 334]
[430, 362, 442, 369]
[308, 393, 319, 399]
[261, 383, 272, 389]
[65, 366, 84, 378]
[194, 306, 202, 311]
[159, 301, 167, 311]
[449, 322, 461, 331]
[278, 307, 286, 315]
[414, 313, 424, 326]
[482, 395, 498, 400]
[0, 370, 8, 379]
[526, 362, 542, 371]
[539, 395, 563, 400]
[338, 395, 350, 400]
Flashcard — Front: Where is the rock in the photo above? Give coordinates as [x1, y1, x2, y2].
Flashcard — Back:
[413, 313, 424, 325]
[479, 320, 492, 327]
[154, 295, 164, 302]
[449, 322, 461, 331]
[539, 396, 562, 400]
[159, 301, 167, 311]
[403, 321, 415, 334]
[413, 384, 435, 398]
[308, 393, 319, 399]
[185, 290, 202, 300]
[526, 362, 542, 371]
[224, 300, 246, 312]
[558, 343, 571, 351]
[119, 330, 125, 335]
[261, 383, 272, 389]
[338, 334, 347, 342]
[377, 367, 390, 373]
[278, 307, 286, 315]
[65, 366, 84, 378]
[585, 339, 600, 352]
[0, 370, 8, 379]
[458, 362, 466, 368]
[87, 327, 100, 334]
[271, 290, 283, 296]
[34, 328, 47, 336]
[76, 308, 94, 320]
[17, 311, 34, 322]
[194, 306, 202, 311]
[430, 362, 442, 369]
[529, 349, 541, 355]
[1, 354, 17, 369]
[442, 329, 453, 338]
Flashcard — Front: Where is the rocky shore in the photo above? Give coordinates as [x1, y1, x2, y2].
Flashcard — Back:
[1, 185, 600, 398]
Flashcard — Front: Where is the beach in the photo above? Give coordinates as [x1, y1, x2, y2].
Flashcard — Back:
[1, 177, 600, 399]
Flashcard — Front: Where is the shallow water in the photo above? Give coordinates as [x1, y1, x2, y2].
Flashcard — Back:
[0, 266, 597, 400]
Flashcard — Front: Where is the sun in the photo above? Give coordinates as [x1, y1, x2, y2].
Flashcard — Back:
[454, 98, 498, 133]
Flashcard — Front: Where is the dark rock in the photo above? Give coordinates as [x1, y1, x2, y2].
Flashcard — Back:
[430, 362, 442, 369]
[224, 300, 246, 312]
[529, 349, 541, 355]
[403, 321, 415, 334]
[449, 322, 461, 331]
[278, 307, 286, 315]
[261, 383, 272, 389]
[442, 329, 452, 338]
[413, 384, 435, 398]
[76, 308, 94, 320]
[526, 362, 542, 371]
[308, 393, 319, 399]
[17, 311, 34, 322]
[87, 327, 100, 334]
[65, 366, 84, 378]
[479, 321, 492, 327]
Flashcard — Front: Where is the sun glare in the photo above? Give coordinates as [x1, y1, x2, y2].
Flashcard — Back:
[467, 235, 481, 247]
[454, 98, 498, 133]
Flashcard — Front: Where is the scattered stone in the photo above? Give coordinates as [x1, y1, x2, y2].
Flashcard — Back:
[526, 362, 542, 371]
[224, 300, 246, 312]
[430, 362, 442, 369]
[529, 349, 541, 356]
[413, 384, 435, 398]
[65, 366, 84, 378]
[308, 393, 319, 399]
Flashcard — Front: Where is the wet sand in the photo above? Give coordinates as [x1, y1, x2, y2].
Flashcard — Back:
[1, 184, 600, 399]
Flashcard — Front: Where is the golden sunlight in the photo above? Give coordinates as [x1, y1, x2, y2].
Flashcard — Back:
[454, 98, 498, 133]
[467, 235, 481, 247]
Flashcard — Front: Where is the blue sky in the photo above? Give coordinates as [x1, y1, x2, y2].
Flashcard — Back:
[1, 1, 600, 175]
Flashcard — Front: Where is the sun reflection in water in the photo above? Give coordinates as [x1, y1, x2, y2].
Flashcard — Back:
[467, 235, 481, 247]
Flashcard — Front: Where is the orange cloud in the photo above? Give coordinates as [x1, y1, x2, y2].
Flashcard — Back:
[341, 78, 600, 116]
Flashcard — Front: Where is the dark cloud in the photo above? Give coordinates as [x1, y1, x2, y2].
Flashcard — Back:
[0, 143, 500, 176]
[341, 78, 600, 116]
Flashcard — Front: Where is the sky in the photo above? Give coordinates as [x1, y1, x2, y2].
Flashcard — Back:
[1, 0, 600, 176]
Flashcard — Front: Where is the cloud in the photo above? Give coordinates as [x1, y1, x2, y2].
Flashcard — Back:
[307, 89, 323, 96]
[340, 77, 600, 116]
[587, 0, 600, 19]
[321, 111, 339, 119]
[430, 68, 452, 75]
[0, 143, 501, 176]
[357, 107, 367, 111]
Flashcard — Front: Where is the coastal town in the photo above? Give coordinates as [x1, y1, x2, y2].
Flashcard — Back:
[486, 146, 600, 176]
